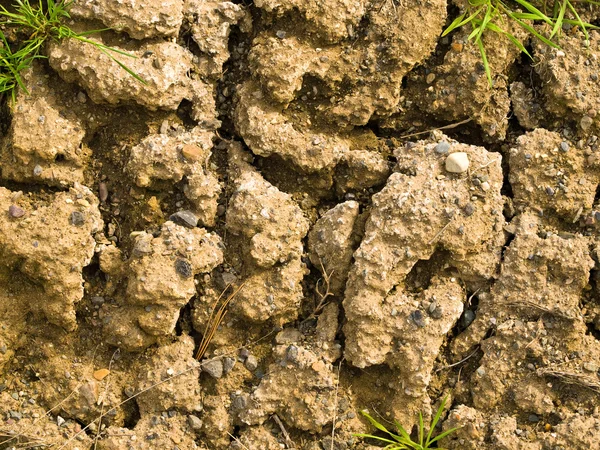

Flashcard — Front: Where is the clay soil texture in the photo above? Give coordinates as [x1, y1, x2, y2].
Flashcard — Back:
[2, 0, 600, 449]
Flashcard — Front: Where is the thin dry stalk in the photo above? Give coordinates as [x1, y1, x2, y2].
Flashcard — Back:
[537, 368, 600, 394]
[330, 359, 343, 450]
[272, 414, 295, 449]
[195, 282, 245, 360]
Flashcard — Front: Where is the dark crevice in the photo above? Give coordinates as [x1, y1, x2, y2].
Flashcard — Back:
[585, 322, 600, 341]
[404, 249, 452, 294]
[122, 400, 141, 429]
[176, 300, 194, 337]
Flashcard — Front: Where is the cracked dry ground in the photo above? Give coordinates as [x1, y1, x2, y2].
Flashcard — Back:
[1, 0, 600, 449]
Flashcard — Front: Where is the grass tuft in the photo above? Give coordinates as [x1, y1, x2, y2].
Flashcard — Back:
[0, 0, 144, 101]
[354, 395, 459, 449]
[442, 0, 598, 86]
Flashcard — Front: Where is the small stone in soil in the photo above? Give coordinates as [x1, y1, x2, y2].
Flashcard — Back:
[222, 357, 236, 374]
[461, 309, 475, 328]
[202, 359, 224, 379]
[463, 203, 475, 216]
[91, 296, 105, 306]
[33, 165, 43, 176]
[169, 210, 198, 228]
[187, 415, 203, 431]
[239, 348, 250, 360]
[70, 211, 85, 226]
[410, 310, 426, 327]
[98, 183, 108, 202]
[560, 141, 569, 152]
[545, 187, 555, 196]
[175, 259, 193, 278]
[244, 355, 258, 371]
[8, 205, 25, 218]
[434, 141, 450, 154]
[445, 152, 470, 173]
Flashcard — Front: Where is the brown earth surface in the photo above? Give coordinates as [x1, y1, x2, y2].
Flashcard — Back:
[1, 0, 600, 449]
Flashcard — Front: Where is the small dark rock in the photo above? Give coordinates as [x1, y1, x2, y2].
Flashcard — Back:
[528, 414, 540, 423]
[463, 203, 475, 216]
[8, 205, 25, 218]
[70, 211, 85, 226]
[169, 210, 198, 228]
[410, 310, 427, 328]
[461, 309, 475, 328]
[286, 345, 299, 363]
[175, 259, 193, 278]
[545, 187, 555, 196]
[239, 348, 250, 360]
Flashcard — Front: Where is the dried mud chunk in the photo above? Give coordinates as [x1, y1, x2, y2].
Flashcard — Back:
[134, 335, 201, 415]
[48, 38, 210, 112]
[226, 144, 309, 323]
[255, 0, 366, 42]
[234, 80, 348, 172]
[0, 76, 88, 187]
[100, 221, 223, 351]
[509, 128, 600, 221]
[126, 127, 220, 226]
[534, 31, 600, 131]
[453, 213, 594, 355]
[184, 0, 248, 79]
[98, 415, 196, 449]
[308, 201, 360, 295]
[334, 149, 391, 193]
[71, 0, 184, 39]
[392, 24, 525, 141]
[237, 345, 337, 432]
[543, 414, 600, 449]
[0, 185, 102, 331]
[468, 318, 600, 421]
[235, 425, 283, 450]
[344, 135, 503, 367]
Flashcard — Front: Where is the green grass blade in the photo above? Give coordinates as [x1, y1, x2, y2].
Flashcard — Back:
[426, 427, 460, 445]
[426, 395, 448, 446]
[353, 434, 403, 445]
[442, 7, 484, 37]
[486, 23, 532, 58]
[476, 38, 492, 87]
[550, 0, 567, 39]
[511, 16, 560, 48]
[566, 0, 591, 39]
[512, 0, 553, 24]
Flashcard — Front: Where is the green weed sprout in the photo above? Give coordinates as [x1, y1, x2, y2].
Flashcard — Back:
[0, 0, 144, 101]
[354, 396, 458, 450]
[442, 0, 598, 86]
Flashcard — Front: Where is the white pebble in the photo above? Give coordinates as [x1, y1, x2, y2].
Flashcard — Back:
[445, 152, 470, 173]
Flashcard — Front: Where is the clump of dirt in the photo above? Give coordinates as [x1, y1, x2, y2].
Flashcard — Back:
[2, 0, 600, 449]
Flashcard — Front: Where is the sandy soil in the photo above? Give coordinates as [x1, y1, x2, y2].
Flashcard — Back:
[1, 0, 600, 449]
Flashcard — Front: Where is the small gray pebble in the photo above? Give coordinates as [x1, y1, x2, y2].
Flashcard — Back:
[222, 357, 236, 374]
[0, 344, 7, 354]
[91, 296, 105, 306]
[231, 395, 247, 410]
[528, 414, 540, 423]
[560, 141, 569, 152]
[11, 392, 19, 400]
[434, 141, 450, 154]
[33, 165, 43, 176]
[286, 345, 299, 363]
[347, 411, 356, 419]
[175, 259, 193, 278]
[276, 30, 286, 39]
[545, 187, 555, 196]
[168, 410, 177, 418]
[202, 359, 224, 379]
[217, 204, 226, 217]
[169, 210, 198, 228]
[410, 310, 426, 328]
[463, 203, 475, 216]
[244, 355, 258, 371]
[10, 410, 22, 420]
[239, 348, 250, 360]
[70, 211, 85, 226]
[77, 92, 87, 103]
[461, 309, 475, 328]
[8, 205, 25, 218]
